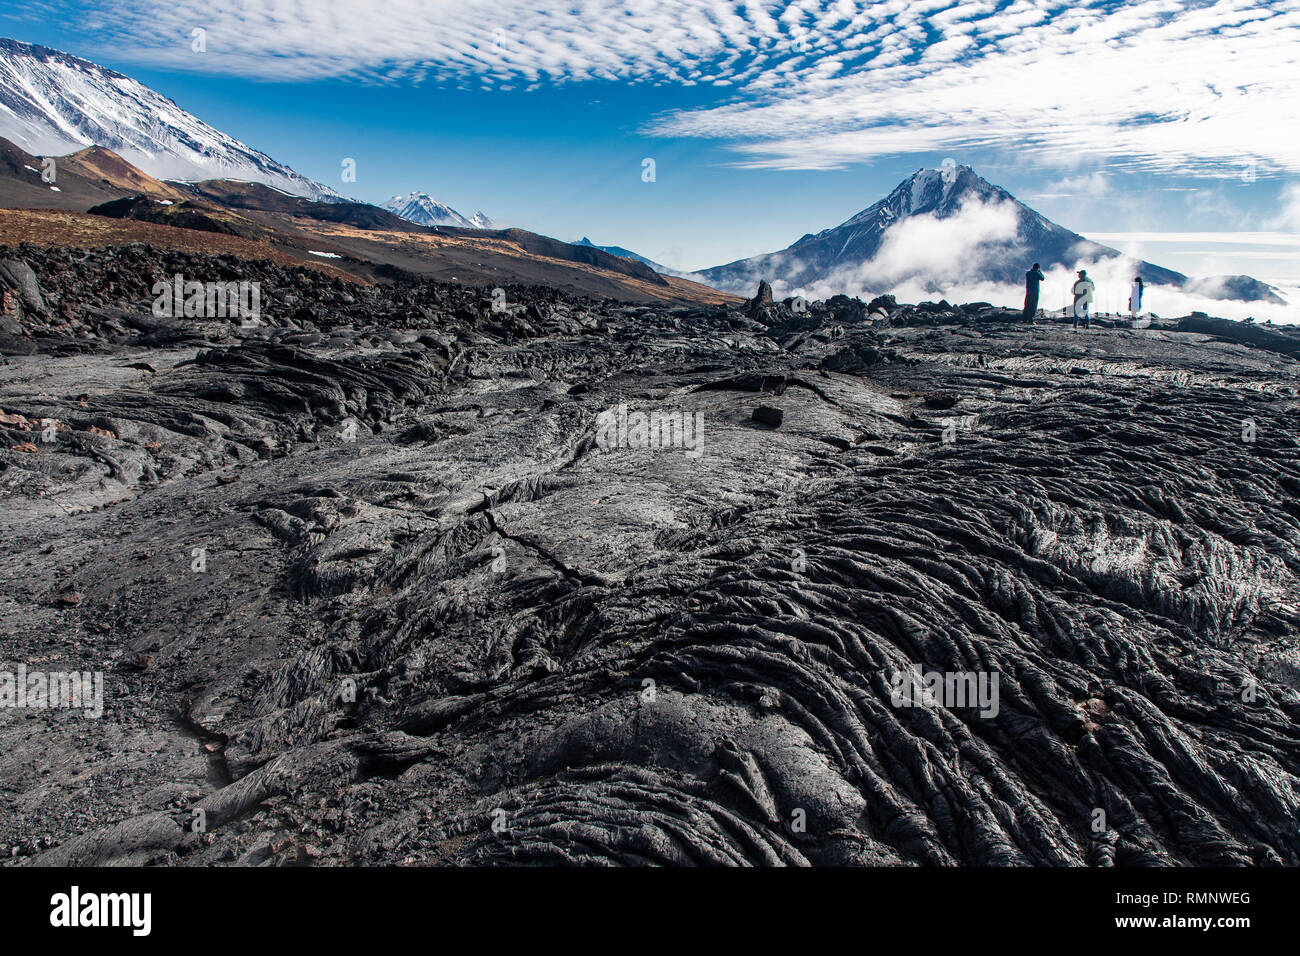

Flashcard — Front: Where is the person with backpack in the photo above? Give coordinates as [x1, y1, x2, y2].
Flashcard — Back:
[1023, 262, 1046, 321]
[1072, 269, 1095, 330]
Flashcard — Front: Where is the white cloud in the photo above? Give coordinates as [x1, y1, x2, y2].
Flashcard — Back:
[1088, 232, 1300, 246]
[1080, 230, 1300, 295]
[648, 1, 1300, 177]
[1270, 183, 1300, 231]
[807, 198, 1021, 294]
[50, 0, 1300, 178]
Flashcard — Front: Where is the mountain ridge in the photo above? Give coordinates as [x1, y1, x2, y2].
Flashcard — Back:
[0, 36, 340, 202]
[0, 135, 735, 305]
[575, 237, 669, 273]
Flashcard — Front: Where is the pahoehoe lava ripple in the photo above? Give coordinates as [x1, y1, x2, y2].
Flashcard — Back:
[2, 244, 1298, 867]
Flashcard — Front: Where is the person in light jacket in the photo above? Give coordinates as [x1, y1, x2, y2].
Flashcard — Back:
[1072, 269, 1095, 330]
[1128, 276, 1144, 319]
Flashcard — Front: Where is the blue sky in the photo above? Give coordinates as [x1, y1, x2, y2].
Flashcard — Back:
[3, 0, 1298, 280]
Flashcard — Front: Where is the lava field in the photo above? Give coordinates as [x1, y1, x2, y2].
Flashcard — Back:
[2, 245, 1298, 866]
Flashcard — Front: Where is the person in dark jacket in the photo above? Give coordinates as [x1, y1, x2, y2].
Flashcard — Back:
[1023, 263, 1045, 321]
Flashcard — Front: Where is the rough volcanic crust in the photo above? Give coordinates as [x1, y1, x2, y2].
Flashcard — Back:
[1, 246, 1298, 867]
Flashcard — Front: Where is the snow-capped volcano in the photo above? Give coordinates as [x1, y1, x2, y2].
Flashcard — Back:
[0, 37, 339, 201]
[381, 191, 494, 229]
[697, 165, 1183, 293]
[695, 165, 1281, 304]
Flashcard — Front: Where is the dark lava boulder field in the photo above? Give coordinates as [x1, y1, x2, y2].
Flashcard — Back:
[2, 244, 1299, 866]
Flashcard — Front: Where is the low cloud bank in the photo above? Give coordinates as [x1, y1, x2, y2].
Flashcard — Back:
[879, 270, 1298, 325]
[704, 199, 1298, 325]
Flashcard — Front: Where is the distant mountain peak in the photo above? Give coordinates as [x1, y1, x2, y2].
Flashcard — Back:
[0, 36, 340, 202]
[831, 165, 1005, 234]
[381, 191, 493, 229]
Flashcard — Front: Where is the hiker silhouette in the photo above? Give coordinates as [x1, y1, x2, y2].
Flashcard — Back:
[1023, 262, 1045, 321]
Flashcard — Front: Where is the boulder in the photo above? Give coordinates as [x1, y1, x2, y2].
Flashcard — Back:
[866, 294, 897, 315]
[0, 260, 45, 313]
[745, 280, 774, 320]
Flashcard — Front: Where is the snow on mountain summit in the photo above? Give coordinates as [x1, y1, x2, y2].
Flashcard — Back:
[0, 37, 340, 201]
[382, 191, 494, 229]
